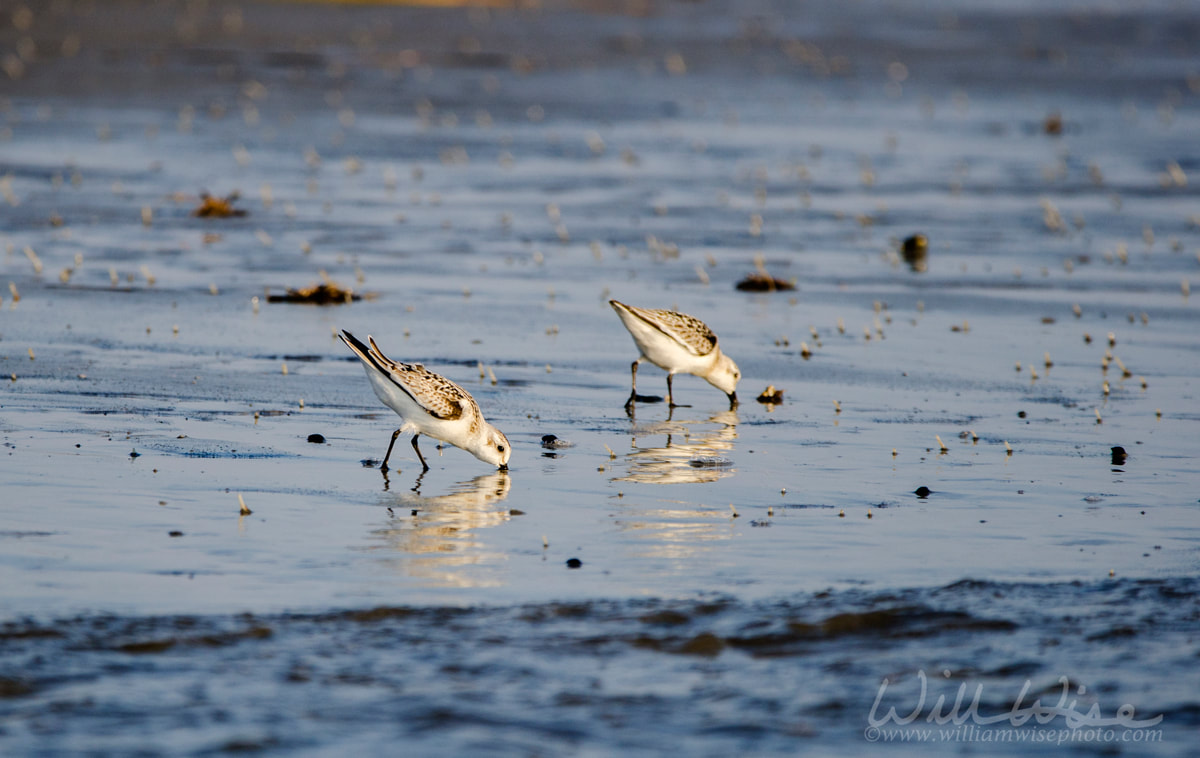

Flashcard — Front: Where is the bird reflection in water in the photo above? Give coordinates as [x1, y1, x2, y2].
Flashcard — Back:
[616, 408, 739, 485]
[366, 471, 513, 588]
[612, 409, 741, 567]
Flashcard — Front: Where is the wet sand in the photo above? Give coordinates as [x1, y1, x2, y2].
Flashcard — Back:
[1, 0, 1198, 754]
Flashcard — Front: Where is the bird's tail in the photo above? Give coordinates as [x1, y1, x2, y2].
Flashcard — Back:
[338, 329, 371, 357]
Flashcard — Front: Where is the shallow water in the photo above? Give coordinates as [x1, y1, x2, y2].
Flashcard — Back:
[1, 0, 1198, 754]
[2, 578, 1197, 755]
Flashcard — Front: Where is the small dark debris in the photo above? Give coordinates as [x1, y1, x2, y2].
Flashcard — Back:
[307, 433, 326, 444]
[410, 509, 419, 517]
[1041, 317, 1056, 324]
[540, 434, 573, 449]
[192, 191, 247, 218]
[267, 281, 361, 305]
[749, 519, 772, 527]
[1111, 446, 1127, 466]
[914, 486, 932, 498]
[566, 558, 583, 569]
[1043, 111, 1064, 136]
[361, 459, 378, 468]
[1017, 411, 1027, 418]
[168, 530, 184, 537]
[756, 385, 784, 404]
[736, 272, 795, 292]
[129, 449, 140, 459]
[901, 234, 928, 272]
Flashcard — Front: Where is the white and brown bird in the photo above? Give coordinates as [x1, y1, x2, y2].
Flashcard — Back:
[339, 330, 511, 472]
[609, 300, 740, 409]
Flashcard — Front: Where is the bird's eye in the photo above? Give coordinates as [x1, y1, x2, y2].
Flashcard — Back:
[497, 445, 506, 452]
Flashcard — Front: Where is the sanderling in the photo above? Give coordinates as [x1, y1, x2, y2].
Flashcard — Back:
[609, 300, 740, 409]
[339, 330, 511, 472]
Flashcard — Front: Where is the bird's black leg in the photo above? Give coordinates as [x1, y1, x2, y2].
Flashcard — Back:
[381, 429, 403, 473]
[666, 373, 690, 409]
[411, 433, 430, 471]
[625, 359, 640, 409]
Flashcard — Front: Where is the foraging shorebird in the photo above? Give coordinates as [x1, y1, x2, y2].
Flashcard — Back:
[339, 330, 511, 472]
[609, 300, 740, 409]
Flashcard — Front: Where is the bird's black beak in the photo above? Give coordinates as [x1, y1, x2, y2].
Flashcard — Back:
[499, 463, 509, 471]
[728, 391, 738, 407]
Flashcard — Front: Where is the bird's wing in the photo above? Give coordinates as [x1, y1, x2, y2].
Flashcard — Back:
[366, 335, 473, 421]
[341, 330, 471, 421]
[630, 305, 718, 356]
